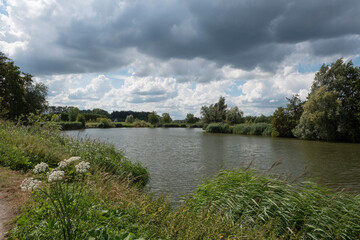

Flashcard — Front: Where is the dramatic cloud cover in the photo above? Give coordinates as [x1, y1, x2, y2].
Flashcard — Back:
[1, 0, 360, 118]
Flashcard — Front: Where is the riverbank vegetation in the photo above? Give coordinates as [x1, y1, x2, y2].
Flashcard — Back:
[202, 58, 360, 142]
[2, 120, 360, 239]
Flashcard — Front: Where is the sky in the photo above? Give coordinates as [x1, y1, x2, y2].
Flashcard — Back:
[1, 0, 360, 119]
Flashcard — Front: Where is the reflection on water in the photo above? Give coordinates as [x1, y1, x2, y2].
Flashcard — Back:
[65, 128, 360, 203]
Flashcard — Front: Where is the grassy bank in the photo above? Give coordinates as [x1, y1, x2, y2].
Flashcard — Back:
[1, 120, 360, 239]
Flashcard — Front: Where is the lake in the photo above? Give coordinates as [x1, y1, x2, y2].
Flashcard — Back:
[64, 128, 360, 203]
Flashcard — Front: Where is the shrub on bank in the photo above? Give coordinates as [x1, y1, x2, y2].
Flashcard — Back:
[57, 121, 84, 130]
[205, 123, 231, 133]
[97, 118, 115, 128]
[233, 123, 272, 136]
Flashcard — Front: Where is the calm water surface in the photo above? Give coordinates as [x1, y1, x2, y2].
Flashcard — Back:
[65, 128, 360, 203]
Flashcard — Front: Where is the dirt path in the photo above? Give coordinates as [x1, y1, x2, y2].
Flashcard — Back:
[0, 168, 30, 240]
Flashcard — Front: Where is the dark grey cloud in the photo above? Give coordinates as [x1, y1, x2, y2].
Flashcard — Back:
[270, 0, 360, 43]
[311, 35, 360, 57]
[7, 0, 360, 76]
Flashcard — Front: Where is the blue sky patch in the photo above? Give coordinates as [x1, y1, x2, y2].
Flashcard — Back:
[0, 0, 7, 16]
[226, 81, 245, 97]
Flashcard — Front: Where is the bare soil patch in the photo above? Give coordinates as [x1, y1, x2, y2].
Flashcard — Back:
[0, 167, 30, 239]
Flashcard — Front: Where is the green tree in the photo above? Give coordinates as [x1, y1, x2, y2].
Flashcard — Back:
[92, 108, 110, 118]
[25, 82, 48, 115]
[51, 114, 61, 122]
[125, 114, 134, 123]
[68, 107, 80, 122]
[161, 113, 172, 123]
[148, 111, 159, 125]
[225, 106, 244, 124]
[185, 113, 197, 124]
[271, 107, 291, 137]
[254, 114, 271, 123]
[271, 95, 303, 137]
[76, 114, 86, 128]
[310, 58, 360, 141]
[0, 52, 48, 119]
[293, 86, 341, 141]
[201, 96, 227, 124]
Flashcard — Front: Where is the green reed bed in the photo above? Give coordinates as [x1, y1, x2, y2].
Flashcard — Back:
[187, 169, 360, 239]
[232, 123, 273, 136]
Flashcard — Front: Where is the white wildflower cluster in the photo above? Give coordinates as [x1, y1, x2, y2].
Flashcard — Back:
[33, 162, 48, 174]
[20, 178, 41, 191]
[57, 156, 81, 169]
[75, 161, 90, 173]
[47, 170, 65, 182]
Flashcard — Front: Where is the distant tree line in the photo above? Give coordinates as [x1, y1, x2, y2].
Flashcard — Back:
[110, 111, 151, 122]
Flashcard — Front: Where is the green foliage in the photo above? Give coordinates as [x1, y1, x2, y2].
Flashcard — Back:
[310, 58, 360, 142]
[254, 114, 272, 123]
[205, 123, 231, 133]
[148, 111, 159, 125]
[51, 114, 61, 122]
[60, 113, 69, 121]
[225, 106, 244, 124]
[293, 86, 341, 141]
[58, 122, 84, 130]
[76, 114, 86, 128]
[161, 113, 172, 124]
[185, 113, 197, 124]
[190, 169, 360, 239]
[65, 139, 149, 186]
[132, 119, 149, 127]
[0, 120, 148, 186]
[125, 114, 134, 123]
[82, 113, 107, 122]
[0, 52, 48, 119]
[201, 96, 227, 124]
[97, 118, 115, 128]
[110, 111, 151, 122]
[271, 95, 303, 137]
[233, 123, 272, 136]
[68, 107, 80, 122]
[91, 108, 110, 118]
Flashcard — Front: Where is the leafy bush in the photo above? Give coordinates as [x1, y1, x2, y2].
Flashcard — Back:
[57, 121, 84, 130]
[232, 123, 272, 136]
[96, 118, 115, 128]
[133, 119, 149, 128]
[51, 114, 61, 122]
[76, 114, 86, 128]
[125, 114, 134, 123]
[205, 123, 231, 133]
